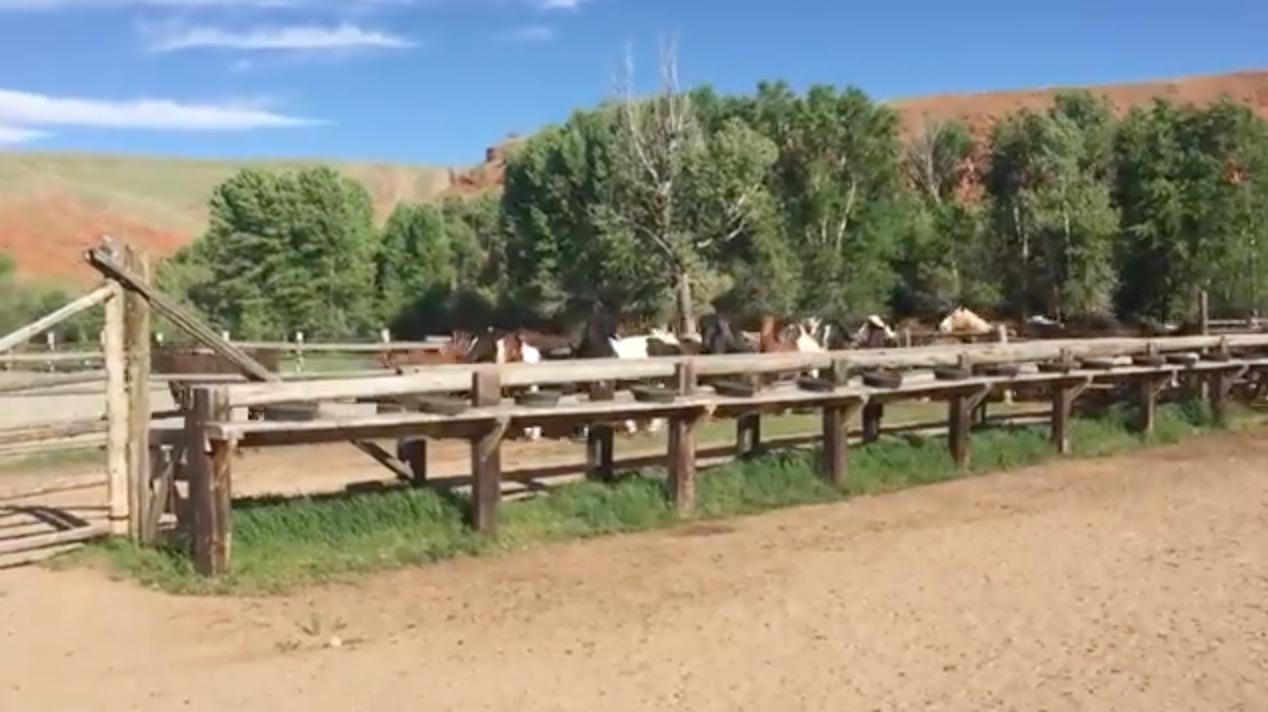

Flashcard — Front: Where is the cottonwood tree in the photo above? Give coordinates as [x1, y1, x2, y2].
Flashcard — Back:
[600, 38, 776, 333]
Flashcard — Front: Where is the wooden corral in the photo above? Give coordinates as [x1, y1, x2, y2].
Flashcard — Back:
[161, 331, 1268, 576]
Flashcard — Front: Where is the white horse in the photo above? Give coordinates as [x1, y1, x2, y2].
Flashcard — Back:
[481, 331, 543, 441]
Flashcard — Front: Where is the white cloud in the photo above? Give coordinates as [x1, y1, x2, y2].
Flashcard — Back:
[143, 21, 414, 51]
[493, 24, 552, 42]
[0, 125, 48, 145]
[535, 0, 584, 8]
[0, 0, 409, 9]
[0, 87, 317, 131]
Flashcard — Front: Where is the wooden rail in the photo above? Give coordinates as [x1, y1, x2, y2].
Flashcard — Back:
[170, 334, 1268, 576]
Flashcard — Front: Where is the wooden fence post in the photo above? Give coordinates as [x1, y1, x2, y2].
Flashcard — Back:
[667, 361, 699, 513]
[469, 371, 504, 534]
[735, 373, 762, 459]
[189, 387, 232, 576]
[585, 380, 615, 482]
[820, 360, 860, 488]
[947, 393, 972, 469]
[122, 247, 152, 540]
[103, 285, 128, 536]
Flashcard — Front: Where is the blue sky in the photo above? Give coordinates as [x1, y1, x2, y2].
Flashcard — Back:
[0, 0, 1265, 165]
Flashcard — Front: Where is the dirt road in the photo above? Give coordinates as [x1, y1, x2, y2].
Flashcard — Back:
[2, 431, 1267, 711]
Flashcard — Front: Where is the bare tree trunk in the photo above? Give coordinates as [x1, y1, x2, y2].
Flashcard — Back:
[674, 269, 696, 335]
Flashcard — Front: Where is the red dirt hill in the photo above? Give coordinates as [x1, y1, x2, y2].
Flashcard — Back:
[2, 70, 1266, 287]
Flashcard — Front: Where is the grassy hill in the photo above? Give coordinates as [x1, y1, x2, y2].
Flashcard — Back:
[3, 68, 1267, 287]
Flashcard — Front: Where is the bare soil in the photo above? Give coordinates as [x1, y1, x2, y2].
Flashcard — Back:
[1, 430, 1266, 711]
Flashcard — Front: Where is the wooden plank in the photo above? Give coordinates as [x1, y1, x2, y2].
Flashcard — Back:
[124, 246, 152, 540]
[188, 387, 232, 575]
[667, 362, 699, 513]
[206, 361, 1268, 447]
[86, 242, 411, 481]
[585, 380, 615, 482]
[221, 334, 1268, 409]
[0, 523, 109, 557]
[469, 371, 503, 534]
[0, 284, 114, 354]
[103, 283, 128, 536]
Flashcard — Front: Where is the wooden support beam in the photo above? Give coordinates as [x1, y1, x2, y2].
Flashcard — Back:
[1137, 373, 1170, 435]
[735, 372, 763, 460]
[123, 246, 151, 541]
[821, 399, 864, 489]
[143, 444, 176, 543]
[861, 402, 883, 443]
[85, 241, 412, 482]
[947, 394, 972, 469]
[585, 380, 615, 482]
[469, 371, 503, 534]
[103, 284, 128, 536]
[398, 438, 427, 486]
[0, 283, 114, 354]
[1208, 370, 1234, 425]
[1050, 378, 1090, 455]
[189, 387, 232, 576]
[667, 361, 699, 513]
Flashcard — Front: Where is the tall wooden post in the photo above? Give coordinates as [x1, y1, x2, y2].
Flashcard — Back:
[189, 387, 232, 576]
[123, 246, 152, 540]
[103, 285, 128, 536]
[470, 371, 504, 534]
[667, 361, 699, 513]
[585, 380, 615, 482]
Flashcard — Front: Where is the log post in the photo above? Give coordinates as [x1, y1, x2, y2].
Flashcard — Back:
[1208, 369, 1232, 425]
[469, 371, 504, 534]
[1137, 375, 1166, 435]
[123, 246, 151, 540]
[585, 380, 615, 482]
[397, 438, 427, 486]
[735, 374, 762, 460]
[667, 361, 699, 513]
[1050, 378, 1088, 455]
[189, 387, 232, 576]
[820, 359, 857, 488]
[103, 285, 128, 536]
[947, 394, 972, 470]
[861, 401, 883, 443]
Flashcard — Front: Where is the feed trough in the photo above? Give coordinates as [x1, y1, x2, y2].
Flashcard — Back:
[515, 390, 561, 408]
[258, 401, 320, 422]
[631, 384, 676, 403]
[1079, 357, 1117, 370]
[712, 379, 756, 398]
[1131, 354, 1166, 367]
[414, 395, 469, 416]
[973, 363, 1021, 378]
[795, 376, 834, 393]
[862, 369, 903, 389]
[1037, 361, 1074, 374]
[933, 366, 971, 381]
[1166, 352, 1200, 366]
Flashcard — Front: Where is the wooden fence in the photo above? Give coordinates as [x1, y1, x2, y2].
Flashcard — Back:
[165, 331, 1268, 575]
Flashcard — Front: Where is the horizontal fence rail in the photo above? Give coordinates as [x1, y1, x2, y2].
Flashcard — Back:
[217, 333, 1268, 408]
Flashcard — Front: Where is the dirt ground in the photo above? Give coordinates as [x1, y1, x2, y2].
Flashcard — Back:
[0, 430, 1265, 711]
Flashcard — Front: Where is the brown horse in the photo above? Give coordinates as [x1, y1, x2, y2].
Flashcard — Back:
[376, 331, 474, 370]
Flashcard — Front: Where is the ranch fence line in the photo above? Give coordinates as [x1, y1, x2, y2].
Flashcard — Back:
[172, 331, 1268, 575]
[4, 235, 1268, 574]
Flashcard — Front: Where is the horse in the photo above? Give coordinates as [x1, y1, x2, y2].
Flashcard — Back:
[377, 332, 473, 369]
[937, 306, 995, 337]
[850, 315, 899, 349]
[465, 328, 543, 441]
[572, 307, 669, 436]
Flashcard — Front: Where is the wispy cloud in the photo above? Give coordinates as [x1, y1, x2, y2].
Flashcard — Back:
[492, 24, 552, 42]
[0, 125, 48, 145]
[534, 0, 585, 9]
[142, 21, 414, 52]
[0, 87, 318, 132]
[0, 0, 410, 9]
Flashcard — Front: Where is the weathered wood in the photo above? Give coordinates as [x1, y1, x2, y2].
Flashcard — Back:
[1050, 379, 1090, 454]
[206, 361, 1268, 447]
[188, 387, 232, 575]
[219, 334, 1268, 408]
[0, 523, 110, 557]
[861, 403, 883, 443]
[0, 284, 114, 355]
[124, 246, 152, 540]
[667, 361, 699, 513]
[0, 371, 107, 394]
[399, 438, 427, 486]
[0, 417, 107, 447]
[103, 283, 128, 536]
[1137, 374, 1169, 435]
[585, 380, 615, 482]
[947, 395, 971, 469]
[734, 373, 763, 459]
[1208, 371, 1233, 424]
[87, 243, 411, 481]
[143, 444, 175, 543]
[821, 400, 863, 488]
[469, 371, 503, 533]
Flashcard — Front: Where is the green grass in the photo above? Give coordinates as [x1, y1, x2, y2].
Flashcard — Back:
[81, 399, 1247, 595]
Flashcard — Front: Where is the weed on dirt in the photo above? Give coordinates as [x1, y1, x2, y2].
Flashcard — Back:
[88, 400, 1240, 595]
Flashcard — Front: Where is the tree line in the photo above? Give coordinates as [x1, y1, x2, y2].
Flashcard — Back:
[156, 70, 1268, 340]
